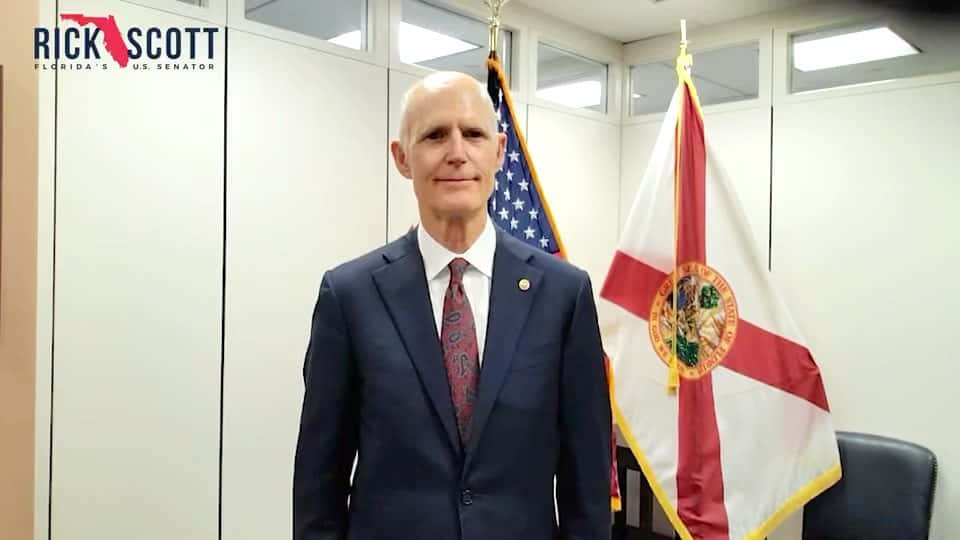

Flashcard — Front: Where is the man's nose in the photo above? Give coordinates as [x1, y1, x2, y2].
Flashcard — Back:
[446, 131, 467, 165]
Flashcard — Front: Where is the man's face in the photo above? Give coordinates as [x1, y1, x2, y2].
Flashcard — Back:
[391, 80, 506, 222]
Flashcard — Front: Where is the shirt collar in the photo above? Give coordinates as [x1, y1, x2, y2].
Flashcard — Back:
[418, 217, 496, 281]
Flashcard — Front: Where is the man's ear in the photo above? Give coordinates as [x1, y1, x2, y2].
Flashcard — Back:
[390, 140, 412, 179]
[496, 132, 507, 167]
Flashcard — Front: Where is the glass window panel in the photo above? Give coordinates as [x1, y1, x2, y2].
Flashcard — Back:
[536, 43, 608, 113]
[790, 20, 960, 93]
[245, 0, 368, 51]
[630, 41, 759, 116]
[400, 0, 512, 86]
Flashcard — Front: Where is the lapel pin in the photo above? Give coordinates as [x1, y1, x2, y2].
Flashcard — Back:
[518, 278, 530, 291]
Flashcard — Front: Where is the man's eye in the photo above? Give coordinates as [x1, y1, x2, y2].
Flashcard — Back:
[465, 130, 484, 138]
[426, 131, 444, 140]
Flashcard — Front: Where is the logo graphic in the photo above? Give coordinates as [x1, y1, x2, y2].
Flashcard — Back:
[58, 14, 131, 66]
[649, 262, 738, 379]
[34, 13, 219, 71]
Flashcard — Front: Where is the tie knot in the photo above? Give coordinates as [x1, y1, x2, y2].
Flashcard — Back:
[448, 257, 469, 282]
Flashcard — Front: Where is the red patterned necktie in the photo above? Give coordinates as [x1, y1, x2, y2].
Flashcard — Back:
[441, 257, 480, 447]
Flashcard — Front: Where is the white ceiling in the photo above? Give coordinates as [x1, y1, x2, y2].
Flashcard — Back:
[514, 0, 814, 42]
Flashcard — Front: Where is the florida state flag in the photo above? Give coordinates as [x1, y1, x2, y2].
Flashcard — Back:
[599, 52, 841, 539]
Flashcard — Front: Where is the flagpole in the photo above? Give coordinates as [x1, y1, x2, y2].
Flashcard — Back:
[483, 0, 511, 59]
[482, 0, 619, 511]
[681, 19, 687, 53]
[678, 19, 692, 74]
[670, 19, 692, 392]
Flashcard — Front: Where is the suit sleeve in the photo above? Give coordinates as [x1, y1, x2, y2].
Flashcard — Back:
[293, 272, 358, 540]
[557, 273, 613, 540]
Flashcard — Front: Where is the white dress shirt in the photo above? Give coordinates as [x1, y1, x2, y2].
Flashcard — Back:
[417, 217, 496, 365]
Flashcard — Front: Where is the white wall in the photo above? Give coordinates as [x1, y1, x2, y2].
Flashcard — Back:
[772, 80, 960, 540]
[221, 30, 387, 540]
[526, 106, 620, 286]
[50, 0, 224, 538]
[386, 70, 423, 240]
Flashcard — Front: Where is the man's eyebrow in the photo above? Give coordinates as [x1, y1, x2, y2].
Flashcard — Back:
[417, 124, 449, 136]
[414, 122, 489, 139]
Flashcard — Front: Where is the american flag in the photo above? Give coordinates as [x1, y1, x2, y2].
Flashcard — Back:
[485, 53, 621, 512]
[485, 57, 564, 257]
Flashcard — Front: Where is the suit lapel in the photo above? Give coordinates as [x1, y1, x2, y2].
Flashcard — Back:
[372, 230, 462, 456]
[464, 230, 542, 470]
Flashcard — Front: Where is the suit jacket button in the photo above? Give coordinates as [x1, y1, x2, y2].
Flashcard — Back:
[460, 489, 473, 505]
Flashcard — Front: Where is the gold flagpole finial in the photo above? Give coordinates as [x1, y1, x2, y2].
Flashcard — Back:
[484, 0, 511, 58]
[676, 19, 693, 75]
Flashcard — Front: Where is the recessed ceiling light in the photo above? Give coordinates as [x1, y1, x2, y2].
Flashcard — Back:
[536, 80, 602, 108]
[399, 22, 478, 64]
[329, 23, 480, 62]
[327, 30, 362, 50]
[793, 26, 918, 72]
[793, 78, 898, 95]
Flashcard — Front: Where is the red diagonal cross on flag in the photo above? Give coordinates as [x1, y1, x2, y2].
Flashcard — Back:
[599, 53, 840, 540]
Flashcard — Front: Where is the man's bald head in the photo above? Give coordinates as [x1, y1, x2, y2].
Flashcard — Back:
[397, 71, 499, 150]
[388, 70, 507, 230]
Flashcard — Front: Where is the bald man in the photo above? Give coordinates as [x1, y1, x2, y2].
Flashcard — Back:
[293, 72, 611, 540]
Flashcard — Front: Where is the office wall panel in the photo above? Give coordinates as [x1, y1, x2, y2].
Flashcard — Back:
[772, 81, 960, 540]
[221, 30, 387, 540]
[386, 70, 421, 241]
[526, 106, 619, 286]
[52, 1, 225, 538]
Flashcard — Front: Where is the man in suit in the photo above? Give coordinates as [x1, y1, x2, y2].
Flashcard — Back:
[293, 71, 611, 540]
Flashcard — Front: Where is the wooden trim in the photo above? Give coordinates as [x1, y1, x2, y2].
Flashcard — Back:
[0, 2, 39, 538]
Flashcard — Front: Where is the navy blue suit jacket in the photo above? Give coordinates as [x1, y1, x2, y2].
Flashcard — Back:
[293, 227, 611, 540]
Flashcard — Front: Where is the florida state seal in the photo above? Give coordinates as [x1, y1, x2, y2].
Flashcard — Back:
[649, 262, 738, 379]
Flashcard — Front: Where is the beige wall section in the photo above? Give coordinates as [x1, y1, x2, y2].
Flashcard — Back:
[0, 1, 38, 540]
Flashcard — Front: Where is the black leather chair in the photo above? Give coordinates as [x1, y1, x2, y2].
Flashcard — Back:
[802, 431, 937, 540]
